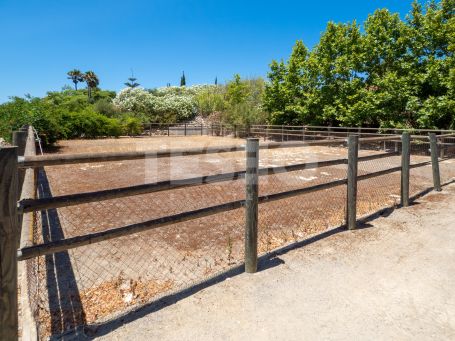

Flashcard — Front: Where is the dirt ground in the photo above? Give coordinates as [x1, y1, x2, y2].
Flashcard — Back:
[29, 136, 454, 338]
[89, 182, 455, 341]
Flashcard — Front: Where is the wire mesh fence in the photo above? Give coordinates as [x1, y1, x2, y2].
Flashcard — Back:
[14, 129, 455, 339]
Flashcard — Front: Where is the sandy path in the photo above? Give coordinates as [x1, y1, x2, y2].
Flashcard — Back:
[90, 183, 455, 341]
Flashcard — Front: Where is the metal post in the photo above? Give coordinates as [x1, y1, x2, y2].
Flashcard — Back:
[347, 135, 359, 230]
[245, 138, 259, 273]
[429, 133, 441, 191]
[401, 132, 410, 207]
[0, 147, 19, 341]
[281, 125, 284, 142]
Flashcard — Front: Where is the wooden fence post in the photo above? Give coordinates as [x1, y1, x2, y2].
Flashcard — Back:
[429, 133, 441, 191]
[234, 125, 237, 138]
[167, 124, 170, 136]
[201, 124, 203, 136]
[12, 130, 28, 194]
[347, 135, 359, 230]
[401, 132, 411, 207]
[281, 125, 284, 142]
[184, 123, 187, 136]
[0, 147, 19, 341]
[12, 130, 27, 157]
[245, 138, 259, 273]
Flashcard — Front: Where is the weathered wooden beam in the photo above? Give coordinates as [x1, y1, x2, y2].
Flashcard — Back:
[0, 147, 19, 341]
[19, 152, 396, 213]
[429, 133, 441, 192]
[18, 177, 349, 261]
[347, 135, 359, 230]
[401, 132, 411, 207]
[245, 138, 259, 273]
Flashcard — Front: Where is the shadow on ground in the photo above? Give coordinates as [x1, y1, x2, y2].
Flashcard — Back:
[50, 180, 454, 340]
[38, 169, 86, 336]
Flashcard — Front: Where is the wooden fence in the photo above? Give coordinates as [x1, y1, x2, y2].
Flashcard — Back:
[0, 126, 448, 340]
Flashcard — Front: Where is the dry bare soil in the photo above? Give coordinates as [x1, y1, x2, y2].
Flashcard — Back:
[92, 183, 455, 341]
[31, 136, 454, 338]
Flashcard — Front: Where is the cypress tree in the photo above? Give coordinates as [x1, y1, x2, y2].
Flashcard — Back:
[180, 71, 186, 86]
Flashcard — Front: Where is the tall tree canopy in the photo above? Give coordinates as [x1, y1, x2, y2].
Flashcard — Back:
[264, 0, 455, 129]
[84, 71, 100, 99]
[67, 69, 85, 90]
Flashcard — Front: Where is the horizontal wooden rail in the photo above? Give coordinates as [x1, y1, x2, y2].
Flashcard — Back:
[17, 178, 348, 261]
[18, 145, 245, 168]
[357, 160, 431, 182]
[18, 134, 404, 169]
[19, 152, 396, 213]
[251, 124, 455, 133]
[17, 155, 432, 261]
[17, 140, 344, 168]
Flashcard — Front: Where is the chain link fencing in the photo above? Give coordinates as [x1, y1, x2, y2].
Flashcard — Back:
[18, 131, 455, 339]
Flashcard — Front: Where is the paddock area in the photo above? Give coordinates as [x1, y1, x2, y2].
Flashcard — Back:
[16, 133, 455, 338]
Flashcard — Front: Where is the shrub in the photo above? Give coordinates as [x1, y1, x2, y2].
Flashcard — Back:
[122, 116, 143, 136]
[63, 109, 122, 138]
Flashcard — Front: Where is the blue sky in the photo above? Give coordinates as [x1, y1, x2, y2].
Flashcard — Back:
[0, 0, 418, 103]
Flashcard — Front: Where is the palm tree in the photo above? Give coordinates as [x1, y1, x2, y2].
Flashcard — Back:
[84, 71, 99, 99]
[67, 69, 84, 90]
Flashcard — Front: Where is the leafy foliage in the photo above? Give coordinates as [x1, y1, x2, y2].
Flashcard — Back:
[264, 0, 455, 129]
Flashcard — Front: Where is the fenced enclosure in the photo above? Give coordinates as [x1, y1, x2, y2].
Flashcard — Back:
[1, 125, 455, 340]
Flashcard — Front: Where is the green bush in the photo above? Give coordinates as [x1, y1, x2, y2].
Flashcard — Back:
[63, 109, 122, 138]
[122, 116, 143, 136]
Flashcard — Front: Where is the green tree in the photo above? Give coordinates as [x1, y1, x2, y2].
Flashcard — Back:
[67, 69, 85, 90]
[125, 76, 140, 88]
[84, 71, 100, 99]
[180, 71, 186, 86]
[263, 0, 455, 129]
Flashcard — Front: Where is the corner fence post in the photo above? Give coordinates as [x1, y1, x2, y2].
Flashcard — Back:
[0, 147, 19, 341]
[245, 138, 259, 273]
[12, 130, 27, 194]
[347, 135, 359, 230]
[429, 133, 441, 192]
[401, 132, 411, 207]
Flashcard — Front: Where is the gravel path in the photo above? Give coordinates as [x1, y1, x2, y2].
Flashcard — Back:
[85, 183, 455, 341]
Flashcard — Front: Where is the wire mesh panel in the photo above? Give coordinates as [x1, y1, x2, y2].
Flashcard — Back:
[440, 136, 455, 185]
[258, 179, 347, 255]
[257, 142, 349, 254]
[409, 138, 434, 197]
[20, 130, 455, 339]
[31, 168, 246, 338]
[357, 156, 402, 218]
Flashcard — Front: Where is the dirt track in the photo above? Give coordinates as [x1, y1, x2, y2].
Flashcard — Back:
[91, 183, 455, 341]
[31, 136, 453, 338]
